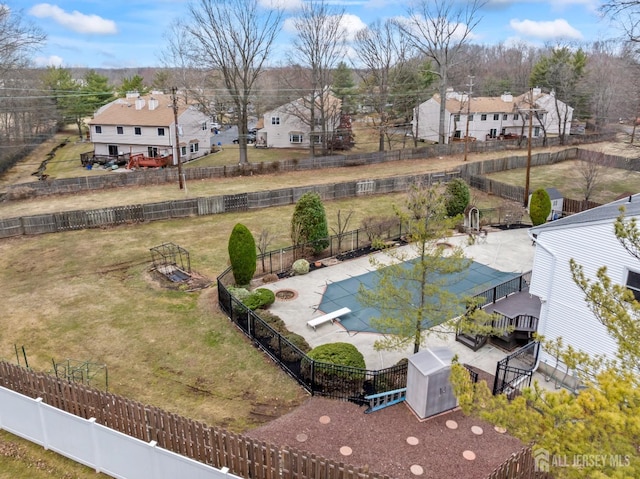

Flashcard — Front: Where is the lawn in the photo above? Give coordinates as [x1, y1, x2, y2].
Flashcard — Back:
[0, 130, 614, 477]
[0, 430, 101, 479]
[0, 192, 428, 428]
[485, 159, 640, 204]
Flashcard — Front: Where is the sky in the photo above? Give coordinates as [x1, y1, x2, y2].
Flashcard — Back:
[18, 0, 619, 69]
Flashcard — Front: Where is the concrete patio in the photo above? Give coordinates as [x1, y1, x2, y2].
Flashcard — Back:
[259, 227, 555, 389]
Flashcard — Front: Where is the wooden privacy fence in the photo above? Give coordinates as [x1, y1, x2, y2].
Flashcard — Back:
[2, 133, 611, 200]
[0, 361, 548, 479]
[0, 171, 460, 239]
[0, 361, 390, 479]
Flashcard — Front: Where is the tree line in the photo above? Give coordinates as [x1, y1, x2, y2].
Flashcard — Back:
[2, 0, 640, 171]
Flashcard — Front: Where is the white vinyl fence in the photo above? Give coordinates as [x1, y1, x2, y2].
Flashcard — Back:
[0, 385, 241, 479]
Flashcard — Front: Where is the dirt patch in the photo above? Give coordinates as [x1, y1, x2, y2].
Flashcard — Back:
[246, 396, 523, 479]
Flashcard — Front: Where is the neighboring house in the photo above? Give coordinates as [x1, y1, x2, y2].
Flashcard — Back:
[412, 88, 573, 144]
[528, 187, 564, 221]
[528, 194, 640, 378]
[88, 92, 213, 165]
[258, 92, 341, 149]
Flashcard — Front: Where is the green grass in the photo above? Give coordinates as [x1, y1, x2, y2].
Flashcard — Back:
[485, 160, 640, 204]
[0, 192, 431, 434]
[0, 431, 100, 479]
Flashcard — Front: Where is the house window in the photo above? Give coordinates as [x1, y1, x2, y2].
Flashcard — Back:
[117, 126, 124, 134]
[534, 126, 540, 137]
[454, 130, 461, 138]
[314, 118, 322, 127]
[503, 114, 508, 120]
[190, 143, 199, 153]
[493, 114, 499, 121]
[454, 114, 460, 121]
[181, 146, 187, 156]
[481, 114, 487, 121]
[95, 126, 102, 134]
[202, 121, 207, 130]
[157, 128, 165, 136]
[514, 114, 519, 121]
[627, 270, 640, 300]
[271, 117, 280, 125]
[289, 133, 303, 143]
[468, 114, 474, 121]
[134, 127, 141, 135]
[489, 128, 497, 138]
[148, 147, 158, 157]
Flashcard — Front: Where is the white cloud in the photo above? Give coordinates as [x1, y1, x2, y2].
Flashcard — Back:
[340, 13, 367, 40]
[509, 18, 583, 40]
[283, 12, 366, 39]
[33, 55, 64, 67]
[258, 0, 303, 11]
[28, 3, 117, 35]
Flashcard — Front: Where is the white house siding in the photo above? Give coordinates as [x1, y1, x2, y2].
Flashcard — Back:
[413, 91, 573, 144]
[261, 108, 310, 149]
[92, 125, 172, 157]
[91, 108, 211, 161]
[177, 107, 212, 161]
[530, 221, 629, 370]
[535, 95, 573, 138]
[413, 98, 441, 143]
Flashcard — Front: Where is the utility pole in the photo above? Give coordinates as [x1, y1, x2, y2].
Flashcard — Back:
[464, 75, 474, 162]
[171, 87, 184, 190]
[524, 88, 533, 207]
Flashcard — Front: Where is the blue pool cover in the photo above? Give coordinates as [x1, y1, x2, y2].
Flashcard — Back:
[318, 261, 520, 333]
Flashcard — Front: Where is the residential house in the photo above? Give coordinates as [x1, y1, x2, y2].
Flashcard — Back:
[528, 194, 640, 379]
[257, 92, 341, 149]
[88, 92, 213, 165]
[412, 88, 573, 144]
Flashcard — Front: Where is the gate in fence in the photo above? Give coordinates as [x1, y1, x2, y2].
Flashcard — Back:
[493, 341, 539, 398]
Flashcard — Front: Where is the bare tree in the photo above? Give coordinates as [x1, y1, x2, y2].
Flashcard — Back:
[330, 209, 354, 253]
[398, 0, 486, 144]
[186, 0, 283, 164]
[257, 229, 275, 273]
[0, 6, 49, 174]
[0, 6, 45, 74]
[290, 0, 347, 156]
[354, 19, 410, 152]
[601, 0, 640, 43]
[577, 150, 611, 202]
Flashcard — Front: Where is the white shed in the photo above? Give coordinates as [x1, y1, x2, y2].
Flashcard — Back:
[405, 347, 457, 419]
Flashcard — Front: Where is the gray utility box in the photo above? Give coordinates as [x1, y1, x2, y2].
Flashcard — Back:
[405, 347, 458, 419]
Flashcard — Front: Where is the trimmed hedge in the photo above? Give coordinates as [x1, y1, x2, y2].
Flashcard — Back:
[445, 178, 470, 217]
[244, 288, 275, 310]
[306, 342, 365, 368]
[530, 188, 551, 226]
[228, 223, 257, 286]
[291, 192, 329, 254]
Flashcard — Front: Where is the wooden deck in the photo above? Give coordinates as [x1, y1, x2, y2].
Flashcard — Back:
[483, 290, 541, 318]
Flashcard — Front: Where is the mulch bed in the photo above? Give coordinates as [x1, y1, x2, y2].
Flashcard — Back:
[246, 396, 523, 479]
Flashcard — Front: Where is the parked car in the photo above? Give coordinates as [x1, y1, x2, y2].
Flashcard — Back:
[233, 133, 256, 144]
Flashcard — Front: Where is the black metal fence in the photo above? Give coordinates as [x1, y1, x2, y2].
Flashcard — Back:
[256, 221, 406, 276]
[219, 223, 532, 401]
[474, 272, 531, 308]
[493, 341, 540, 398]
[217, 277, 408, 402]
